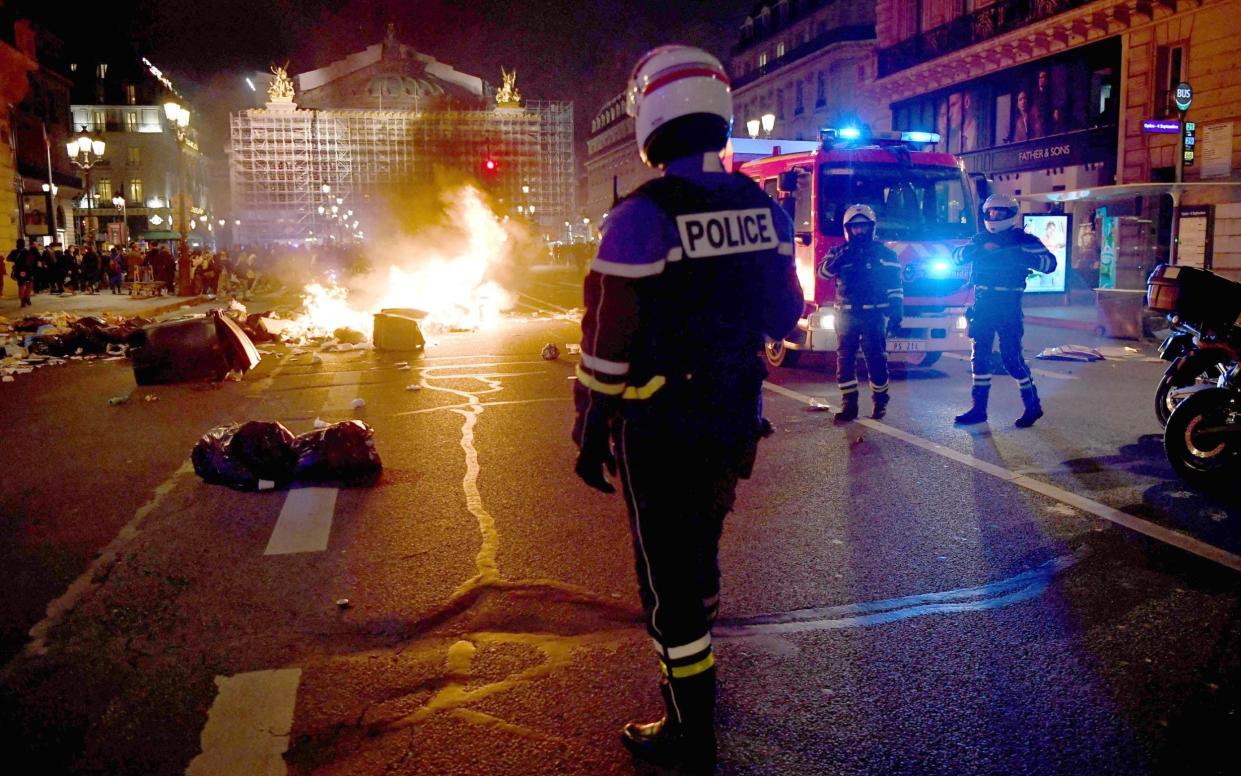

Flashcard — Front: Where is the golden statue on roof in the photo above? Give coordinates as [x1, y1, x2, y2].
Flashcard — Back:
[495, 68, 521, 108]
[268, 62, 295, 103]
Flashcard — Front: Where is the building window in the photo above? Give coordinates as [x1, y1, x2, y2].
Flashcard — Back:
[125, 84, 136, 105]
[759, 51, 768, 69]
[817, 71, 826, 107]
[96, 178, 112, 201]
[776, 41, 786, 59]
[128, 179, 142, 202]
[795, 82, 804, 114]
[128, 147, 141, 165]
[1154, 44, 1186, 118]
[125, 111, 138, 131]
[96, 63, 107, 79]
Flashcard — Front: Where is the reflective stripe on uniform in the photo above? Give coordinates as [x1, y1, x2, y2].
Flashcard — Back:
[576, 365, 626, 394]
[871, 381, 889, 394]
[656, 633, 712, 660]
[880, 260, 900, 268]
[972, 376, 992, 385]
[975, 285, 1020, 291]
[660, 652, 716, 679]
[590, 256, 665, 278]
[839, 379, 859, 395]
[1018, 377, 1034, 388]
[581, 352, 629, 376]
[622, 375, 666, 400]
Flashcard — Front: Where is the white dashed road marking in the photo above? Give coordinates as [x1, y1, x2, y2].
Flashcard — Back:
[187, 668, 301, 776]
[264, 487, 339, 556]
[764, 381, 1241, 573]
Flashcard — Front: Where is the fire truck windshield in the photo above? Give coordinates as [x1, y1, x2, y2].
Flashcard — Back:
[819, 163, 975, 241]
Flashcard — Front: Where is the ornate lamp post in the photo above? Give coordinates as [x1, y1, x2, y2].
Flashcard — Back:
[111, 194, 127, 246]
[163, 100, 192, 294]
[66, 128, 105, 245]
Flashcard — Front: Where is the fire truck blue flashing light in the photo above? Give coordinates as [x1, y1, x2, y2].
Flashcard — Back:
[928, 259, 952, 277]
[900, 131, 941, 144]
[838, 126, 862, 140]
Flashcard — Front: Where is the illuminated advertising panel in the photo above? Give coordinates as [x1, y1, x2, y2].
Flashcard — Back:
[1021, 213, 1070, 293]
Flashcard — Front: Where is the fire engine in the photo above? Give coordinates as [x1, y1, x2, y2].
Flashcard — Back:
[724, 128, 985, 368]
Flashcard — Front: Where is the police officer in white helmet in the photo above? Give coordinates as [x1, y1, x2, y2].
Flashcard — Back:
[818, 204, 904, 421]
[572, 44, 803, 771]
[952, 193, 1057, 427]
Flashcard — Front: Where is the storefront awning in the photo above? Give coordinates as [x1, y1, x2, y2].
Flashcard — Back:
[1018, 182, 1241, 205]
[141, 230, 181, 240]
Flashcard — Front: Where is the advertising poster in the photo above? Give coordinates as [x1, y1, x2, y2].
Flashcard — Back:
[1022, 214, 1070, 293]
[1098, 214, 1117, 289]
[22, 192, 50, 237]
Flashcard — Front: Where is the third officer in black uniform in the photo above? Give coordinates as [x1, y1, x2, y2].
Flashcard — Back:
[818, 204, 903, 421]
[953, 193, 1057, 427]
[572, 44, 803, 772]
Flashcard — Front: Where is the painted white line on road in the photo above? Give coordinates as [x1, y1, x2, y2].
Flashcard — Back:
[264, 487, 339, 556]
[764, 381, 1241, 573]
[517, 290, 575, 313]
[25, 460, 196, 658]
[187, 668, 301, 776]
[940, 351, 1078, 380]
[322, 369, 363, 412]
[395, 396, 572, 417]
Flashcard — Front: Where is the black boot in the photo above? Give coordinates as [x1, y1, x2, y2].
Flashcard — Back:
[871, 392, 890, 420]
[834, 393, 859, 423]
[954, 386, 989, 425]
[1015, 385, 1044, 428]
[622, 672, 717, 773]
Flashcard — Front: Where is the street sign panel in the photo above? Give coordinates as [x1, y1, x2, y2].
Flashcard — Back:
[1143, 119, 1180, 133]
[1175, 82, 1193, 112]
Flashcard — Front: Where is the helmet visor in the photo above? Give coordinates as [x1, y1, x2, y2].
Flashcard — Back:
[984, 207, 1018, 222]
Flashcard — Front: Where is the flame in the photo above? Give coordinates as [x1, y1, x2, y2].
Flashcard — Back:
[287, 186, 517, 340]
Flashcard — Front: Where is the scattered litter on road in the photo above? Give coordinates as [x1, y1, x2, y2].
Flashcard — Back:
[224, 370, 243, 382]
[258, 479, 276, 491]
[351, 398, 366, 409]
[108, 396, 129, 406]
[566, 344, 581, 355]
[335, 598, 351, 609]
[1037, 344, 1104, 362]
[334, 327, 367, 345]
[143, 395, 158, 402]
[541, 343, 560, 360]
[1, 375, 12, 383]
[311, 355, 323, 365]
[313, 417, 329, 429]
[807, 400, 832, 412]
[290, 348, 307, 356]
[405, 384, 422, 391]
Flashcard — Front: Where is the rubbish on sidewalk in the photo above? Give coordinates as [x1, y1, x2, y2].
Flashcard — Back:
[1036, 344, 1104, 362]
[405, 384, 421, 391]
[130, 311, 261, 385]
[541, 343, 560, 360]
[566, 344, 581, 355]
[351, 398, 366, 409]
[807, 399, 832, 412]
[373, 312, 425, 351]
[334, 327, 367, 345]
[108, 395, 129, 406]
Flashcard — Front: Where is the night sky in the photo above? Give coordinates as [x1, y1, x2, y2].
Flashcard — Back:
[28, 0, 758, 168]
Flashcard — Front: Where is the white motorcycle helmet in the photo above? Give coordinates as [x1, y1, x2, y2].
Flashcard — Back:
[626, 45, 733, 168]
[842, 204, 877, 243]
[982, 193, 1020, 234]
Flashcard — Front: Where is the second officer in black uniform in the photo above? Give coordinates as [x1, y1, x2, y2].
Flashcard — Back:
[953, 193, 1057, 427]
[818, 204, 904, 421]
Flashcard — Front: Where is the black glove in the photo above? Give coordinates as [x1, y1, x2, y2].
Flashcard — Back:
[572, 392, 617, 494]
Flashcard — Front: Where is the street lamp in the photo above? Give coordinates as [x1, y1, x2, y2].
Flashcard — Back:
[163, 100, 192, 294]
[746, 118, 761, 139]
[761, 113, 776, 135]
[112, 194, 127, 247]
[66, 127, 105, 245]
[42, 182, 58, 238]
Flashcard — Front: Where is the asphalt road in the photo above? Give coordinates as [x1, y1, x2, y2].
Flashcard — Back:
[1, 267, 1238, 775]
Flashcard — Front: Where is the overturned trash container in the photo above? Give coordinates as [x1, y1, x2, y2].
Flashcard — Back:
[131, 310, 262, 385]
[373, 310, 425, 352]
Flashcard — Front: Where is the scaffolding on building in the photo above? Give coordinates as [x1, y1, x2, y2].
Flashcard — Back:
[228, 100, 574, 245]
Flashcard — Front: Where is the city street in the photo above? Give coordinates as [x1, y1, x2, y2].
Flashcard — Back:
[1, 268, 1238, 775]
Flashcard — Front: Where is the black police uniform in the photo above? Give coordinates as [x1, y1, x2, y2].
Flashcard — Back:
[818, 239, 903, 417]
[953, 226, 1057, 425]
[574, 154, 803, 757]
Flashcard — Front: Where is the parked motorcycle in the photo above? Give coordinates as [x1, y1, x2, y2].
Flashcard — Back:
[1164, 367, 1241, 490]
[1147, 264, 1241, 426]
[1153, 318, 1239, 426]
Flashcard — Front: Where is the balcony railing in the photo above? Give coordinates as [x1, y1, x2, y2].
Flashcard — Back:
[878, 0, 1095, 77]
[733, 24, 875, 90]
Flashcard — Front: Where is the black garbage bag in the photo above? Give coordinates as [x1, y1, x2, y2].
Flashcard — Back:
[230, 421, 299, 482]
[192, 424, 263, 490]
[243, 312, 279, 343]
[25, 335, 69, 356]
[293, 420, 382, 483]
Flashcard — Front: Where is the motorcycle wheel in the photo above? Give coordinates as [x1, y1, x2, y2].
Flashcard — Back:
[1154, 351, 1233, 427]
[1163, 387, 1240, 490]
